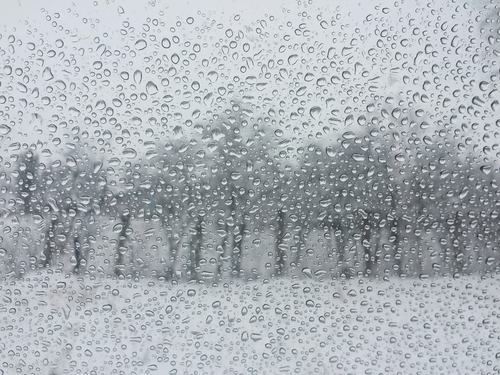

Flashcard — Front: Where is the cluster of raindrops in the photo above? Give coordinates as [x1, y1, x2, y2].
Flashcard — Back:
[0, 273, 499, 374]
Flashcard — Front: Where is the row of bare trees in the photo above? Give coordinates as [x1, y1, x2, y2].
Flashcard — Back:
[0, 99, 498, 280]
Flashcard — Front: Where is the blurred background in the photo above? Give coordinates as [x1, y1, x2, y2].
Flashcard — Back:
[0, 0, 499, 282]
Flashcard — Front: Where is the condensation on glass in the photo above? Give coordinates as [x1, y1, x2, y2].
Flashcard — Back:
[0, 1, 499, 374]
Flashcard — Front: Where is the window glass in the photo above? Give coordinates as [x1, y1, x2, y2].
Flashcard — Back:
[0, 0, 499, 374]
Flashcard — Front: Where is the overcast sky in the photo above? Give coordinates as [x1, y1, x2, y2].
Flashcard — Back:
[0, 0, 495, 167]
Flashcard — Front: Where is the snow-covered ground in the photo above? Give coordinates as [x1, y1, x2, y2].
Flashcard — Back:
[0, 272, 499, 375]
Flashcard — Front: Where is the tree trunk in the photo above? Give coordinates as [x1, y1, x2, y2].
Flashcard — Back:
[216, 221, 229, 281]
[390, 197, 402, 276]
[73, 235, 82, 274]
[18, 152, 38, 214]
[452, 211, 465, 274]
[231, 221, 245, 278]
[333, 219, 351, 278]
[362, 216, 372, 276]
[165, 235, 178, 280]
[275, 209, 286, 277]
[41, 216, 56, 268]
[115, 214, 130, 277]
[230, 196, 245, 278]
[294, 225, 308, 265]
[189, 217, 203, 281]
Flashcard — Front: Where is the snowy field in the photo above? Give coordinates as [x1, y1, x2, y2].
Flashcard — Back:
[0, 272, 499, 375]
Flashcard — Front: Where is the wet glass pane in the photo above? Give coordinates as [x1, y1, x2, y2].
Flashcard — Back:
[0, 0, 499, 373]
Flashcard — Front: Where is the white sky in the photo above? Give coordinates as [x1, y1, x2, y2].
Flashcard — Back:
[0, 0, 495, 167]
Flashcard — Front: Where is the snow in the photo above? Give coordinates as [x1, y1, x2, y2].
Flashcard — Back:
[0, 272, 499, 375]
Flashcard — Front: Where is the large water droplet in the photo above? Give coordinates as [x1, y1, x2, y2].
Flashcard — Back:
[0, 124, 11, 135]
[135, 39, 147, 50]
[123, 148, 137, 159]
[288, 54, 298, 65]
[351, 153, 365, 162]
[161, 38, 171, 48]
[207, 71, 218, 83]
[42, 67, 54, 81]
[310, 106, 322, 120]
[326, 146, 336, 157]
[134, 70, 142, 84]
[480, 165, 491, 175]
[146, 81, 158, 95]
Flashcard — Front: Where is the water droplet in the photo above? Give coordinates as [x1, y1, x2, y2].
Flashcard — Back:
[123, 148, 137, 159]
[351, 153, 365, 162]
[342, 131, 355, 139]
[326, 146, 337, 157]
[0, 124, 11, 135]
[133, 70, 142, 84]
[250, 333, 262, 341]
[113, 223, 124, 233]
[288, 54, 298, 65]
[42, 67, 54, 81]
[479, 81, 489, 91]
[310, 106, 322, 120]
[93, 161, 103, 173]
[146, 81, 158, 95]
[230, 172, 241, 180]
[480, 165, 491, 175]
[423, 135, 433, 145]
[245, 76, 257, 84]
[161, 38, 171, 48]
[135, 39, 147, 50]
[319, 199, 332, 207]
[459, 187, 469, 199]
[207, 71, 218, 83]
[66, 156, 77, 167]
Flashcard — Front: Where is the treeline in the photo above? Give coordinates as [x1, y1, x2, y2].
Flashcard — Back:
[0, 100, 499, 281]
